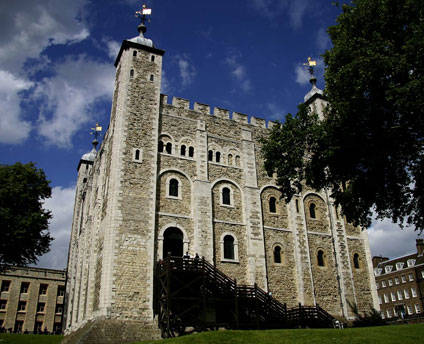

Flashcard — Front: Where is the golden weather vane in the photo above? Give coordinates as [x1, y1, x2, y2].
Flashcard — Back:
[135, 3, 152, 25]
[303, 57, 317, 77]
[90, 123, 102, 141]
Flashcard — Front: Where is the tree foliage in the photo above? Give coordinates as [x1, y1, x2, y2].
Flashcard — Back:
[262, 0, 424, 230]
[0, 162, 53, 269]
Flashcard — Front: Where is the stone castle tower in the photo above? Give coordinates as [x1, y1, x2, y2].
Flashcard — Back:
[64, 21, 378, 343]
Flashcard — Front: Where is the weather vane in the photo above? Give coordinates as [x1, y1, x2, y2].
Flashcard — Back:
[135, 3, 152, 26]
[90, 123, 102, 142]
[303, 57, 317, 77]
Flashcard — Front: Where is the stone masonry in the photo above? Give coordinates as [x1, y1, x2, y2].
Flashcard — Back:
[64, 25, 379, 343]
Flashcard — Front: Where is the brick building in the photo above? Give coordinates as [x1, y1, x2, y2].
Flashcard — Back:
[64, 22, 378, 343]
[0, 266, 66, 333]
[373, 239, 424, 319]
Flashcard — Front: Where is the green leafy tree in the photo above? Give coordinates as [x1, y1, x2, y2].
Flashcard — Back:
[262, 0, 424, 230]
[0, 162, 53, 270]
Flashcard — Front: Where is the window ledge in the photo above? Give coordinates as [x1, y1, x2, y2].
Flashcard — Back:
[220, 204, 234, 208]
[221, 259, 239, 264]
[166, 195, 182, 200]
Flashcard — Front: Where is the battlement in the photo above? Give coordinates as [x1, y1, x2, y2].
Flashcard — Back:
[160, 94, 279, 129]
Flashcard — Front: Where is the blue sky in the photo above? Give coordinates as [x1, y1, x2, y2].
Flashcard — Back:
[0, 0, 421, 269]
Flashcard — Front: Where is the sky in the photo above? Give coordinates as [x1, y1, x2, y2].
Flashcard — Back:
[0, 0, 421, 270]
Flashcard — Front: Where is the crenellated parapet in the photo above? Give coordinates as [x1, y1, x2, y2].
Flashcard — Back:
[160, 94, 279, 129]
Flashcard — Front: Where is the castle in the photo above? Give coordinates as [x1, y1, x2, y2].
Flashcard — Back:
[64, 20, 378, 343]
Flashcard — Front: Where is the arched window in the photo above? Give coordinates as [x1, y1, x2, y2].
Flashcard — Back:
[273, 246, 282, 264]
[163, 227, 183, 258]
[180, 145, 186, 156]
[309, 203, 316, 219]
[353, 253, 360, 269]
[133, 51, 137, 57]
[130, 69, 134, 78]
[235, 155, 240, 166]
[208, 150, 213, 161]
[188, 146, 194, 157]
[169, 179, 179, 197]
[317, 250, 325, 267]
[269, 197, 277, 213]
[150, 74, 154, 81]
[295, 199, 299, 213]
[134, 149, 140, 160]
[151, 55, 155, 62]
[223, 235, 235, 260]
[166, 142, 172, 154]
[216, 151, 221, 163]
[222, 187, 231, 205]
[228, 154, 233, 165]
[158, 141, 164, 152]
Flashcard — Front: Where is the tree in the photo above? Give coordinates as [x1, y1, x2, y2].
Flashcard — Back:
[0, 162, 53, 270]
[262, 0, 424, 231]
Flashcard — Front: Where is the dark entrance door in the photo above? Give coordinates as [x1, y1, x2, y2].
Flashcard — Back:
[163, 227, 184, 257]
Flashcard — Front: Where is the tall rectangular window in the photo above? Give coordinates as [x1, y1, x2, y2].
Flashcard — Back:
[20, 282, 30, 294]
[391, 292, 396, 301]
[411, 288, 417, 297]
[1, 280, 10, 292]
[17, 301, 26, 312]
[39, 284, 48, 295]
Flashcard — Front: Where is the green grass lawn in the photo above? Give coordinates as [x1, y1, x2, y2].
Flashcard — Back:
[0, 334, 63, 344]
[135, 324, 424, 344]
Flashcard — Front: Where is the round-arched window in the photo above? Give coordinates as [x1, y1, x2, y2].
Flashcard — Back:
[223, 235, 235, 260]
[222, 187, 231, 205]
[169, 178, 179, 197]
[273, 246, 282, 264]
[269, 197, 277, 213]
[317, 250, 325, 266]
[353, 253, 360, 269]
[309, 203, 316, 219]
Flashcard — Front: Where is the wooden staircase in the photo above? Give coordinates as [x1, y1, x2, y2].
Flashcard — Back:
[154, 256, 336, 338]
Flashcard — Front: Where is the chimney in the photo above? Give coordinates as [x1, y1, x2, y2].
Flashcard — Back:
[416, 239, 424, 256]
[372, 256, 389, 268]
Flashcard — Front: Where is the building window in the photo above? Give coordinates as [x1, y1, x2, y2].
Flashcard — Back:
[407, 259, 416, 267]
[395, 277, 399, 285]
[0, 300, 7, 310]
[397, 290, 403, 300]
[54, 323, 62, 334]
[411, 287, 417, 297]
[273, 246, 282, 264]
[391, 292, 396, 301]
[421, 271, 424, 279]
[55, 305, 63, 314]
[216, 151, 221, 163]
[150, 74, 154, 81]
[317, 250, 325, 267]
[376, 282, 379, 289]
[378, 296, 382, 304]
[353, 253, 360, 269]
[57, 286, 65, 297]
[180, 145, 186, 156]
[407, 305, 413, 315]
[188, 146, 194, 158]
[228, 154, 233, 165]
[269, 197, 277, 213]
[34, 321, 43, 333]
[385, 265, 393, 273]
[133, 51, 137, 57]
[408, 273, 414, 281]
[383, 294, 389, 303]
[222, 187, 231, 205]
[208, 150, 213, 161]
[166, 142, 172, 154]
[309, 203, 316, 219]
[14, 320, 23, 333]
[158, 140, 164, 152]
[404, 289, 410, 299]
[386, 309, 392, 318]
[235, 155, 241, 166]
[223, 235, 235, 260]
[169, 178, 179, 197]
[401, 275, 406, 283]
[295, 199, 299, 213]
[151, 55, 155, 62]
[1, 280, 10, 292]
[388, 279, 393, 286]
[39, 284, 48, 295]
[20, 282, 30, 294]
[133, 148, 142, 162]
[415, 304, 421, 313]
[37, 302, 45, 313]
[381, 280, 386, 287]
[18, 301, 26, 312]
[130, 69, 134, 78]
[396, 262, 404, 270]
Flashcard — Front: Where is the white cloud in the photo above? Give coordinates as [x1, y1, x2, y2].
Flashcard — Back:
[225, 55, 252, 93]
[35, 185, 76, 269]
[368, 217, 422, 259]
[176, 55, 196, 87]
[0, 71, 33, 144]
[105, 40, 121, 61]
[0, 0, 89, 73]
[316, 27, 331, 52]
[250, 0, 311, 29]
[34, 55, 115, 147]
[161, 69, 172, 95]
[266, 103, 286, 121]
